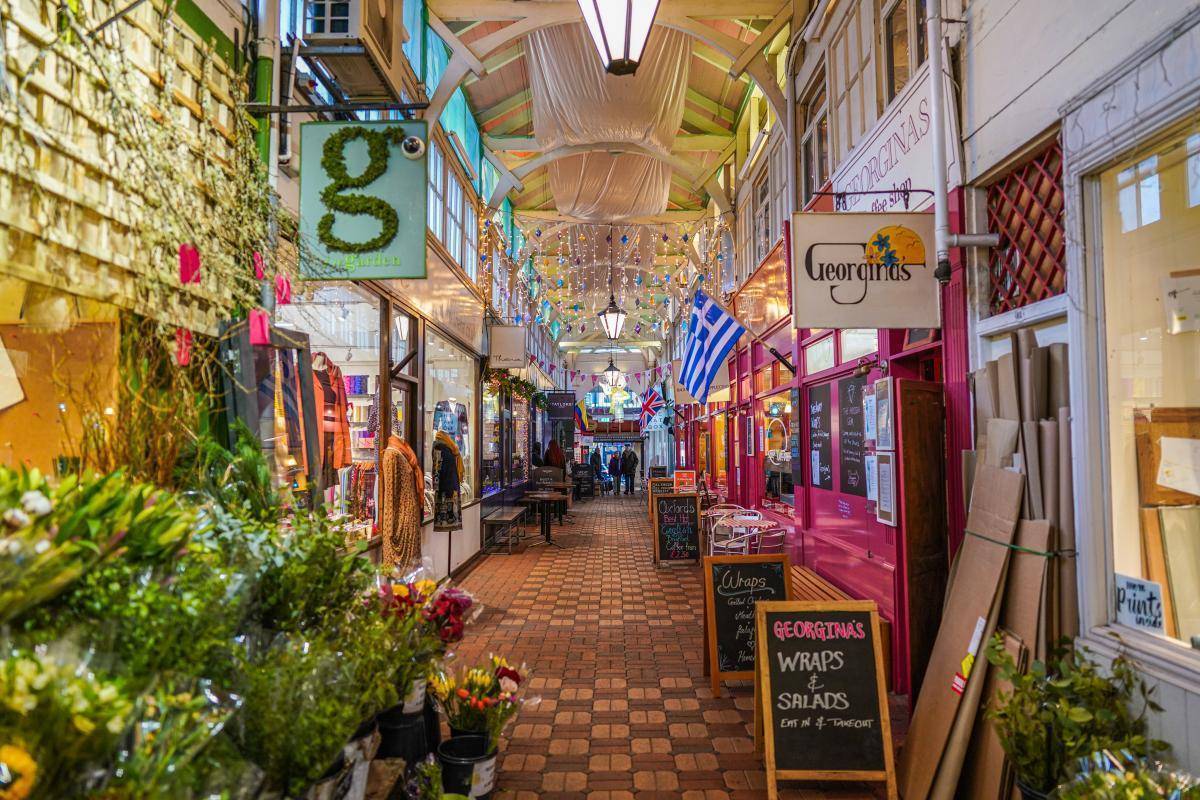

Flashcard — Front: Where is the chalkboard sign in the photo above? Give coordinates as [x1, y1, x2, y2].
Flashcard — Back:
[648, 466, 669, 478]
[704, 555, 792, 694]
[647, 477, 674, 517]
[653, 493, 701, 564]
[808, 383, 833, 490]
[789, 388, 803, 489]
[755, 601, 896, 799]
[531, 466, 564, 490]
[838, 375, 868, 497]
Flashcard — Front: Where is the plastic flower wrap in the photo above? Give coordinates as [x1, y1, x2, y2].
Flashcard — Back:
[1058, 749, 1200, 799]
[0, 642, 133, 798]
[0, 468, 194, 624]
[91, 679, 242, 799]
[430, 656, 536, 748]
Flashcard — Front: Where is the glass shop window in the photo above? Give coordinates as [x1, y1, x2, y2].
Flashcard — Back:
[762, 393, 794, 506]
[481, 386, 502, 497]
[512, 395, 530, 485]
[840, 329, 878, 361]
[801, 74, 830, 206]
[1099, 117, 1200, 649]
[276, 283, 381, 534]
[425, 329, 477, 504]
[804, 334, 835, 373]
[713, 412, 728, 487]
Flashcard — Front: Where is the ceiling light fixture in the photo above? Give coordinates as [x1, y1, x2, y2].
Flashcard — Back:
[601, 355, 626, 389]
[598, 224, 628, 339]
[577, 0, 661, 76]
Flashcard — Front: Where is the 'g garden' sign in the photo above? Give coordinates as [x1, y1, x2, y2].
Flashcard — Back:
[299, 121, 428, 280]
[790, 212, 939, 329]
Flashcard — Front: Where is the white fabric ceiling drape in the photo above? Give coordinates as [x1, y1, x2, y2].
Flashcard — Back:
[525, 24, 690, 221]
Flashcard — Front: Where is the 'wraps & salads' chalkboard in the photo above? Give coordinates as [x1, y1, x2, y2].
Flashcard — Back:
[755, 600, 896, 799]
[703, 555, 791, 694]
[653, 493, 701, 564]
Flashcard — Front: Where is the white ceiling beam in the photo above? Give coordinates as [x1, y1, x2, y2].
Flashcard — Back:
[513, 209, 709, 224]
[429, 0, 786, 22]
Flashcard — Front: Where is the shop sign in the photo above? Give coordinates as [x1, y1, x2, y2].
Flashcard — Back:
[299, 121, 428, 280]
[488, 325, 526, 369]
[1115, 574, 1165, 634]
[826, 58, 961, 214]
[791, 212, 940, 329]
[674, 469, 697, 492]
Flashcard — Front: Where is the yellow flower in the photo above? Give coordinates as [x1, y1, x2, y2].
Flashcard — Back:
[0, 744, 37, 800]
[72, 714, 96, 734]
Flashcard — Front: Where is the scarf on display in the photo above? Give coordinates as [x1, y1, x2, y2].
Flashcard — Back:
[435, 429, 464, 480]
[389, 435, 424, 518]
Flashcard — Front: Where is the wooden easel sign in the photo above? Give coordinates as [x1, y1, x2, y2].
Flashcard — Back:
[647, 477, 674, 517]
[754, 600, 897, 800]
[703, 554, 792, 695]
[652, 492, 701, 565]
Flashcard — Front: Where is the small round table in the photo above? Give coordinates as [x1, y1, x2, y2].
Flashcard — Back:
[523, 491, 568, 548]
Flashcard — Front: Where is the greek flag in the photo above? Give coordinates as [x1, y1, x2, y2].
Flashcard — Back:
[680, 290, 746, 405]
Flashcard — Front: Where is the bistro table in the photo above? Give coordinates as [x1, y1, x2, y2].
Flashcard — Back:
[546, 480, 576, 521]
[523, 491, 569, 548]
[712, 514, 778, 553]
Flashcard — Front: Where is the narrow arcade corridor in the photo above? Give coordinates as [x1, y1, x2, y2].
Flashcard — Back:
[455, 495, 892, 800]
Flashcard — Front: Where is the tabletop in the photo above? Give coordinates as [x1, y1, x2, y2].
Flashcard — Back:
[719, 516, 778, 530]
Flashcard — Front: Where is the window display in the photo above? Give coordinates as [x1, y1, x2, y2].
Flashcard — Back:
[713, 413, 728, 488]
[277, 284, 380, 535]
[425, 330, 477, 507]
[1099, 117, 1200, 647]
[512, 396, 531, 484]
[482, 387, 502, 497]
[762, 392, 794, 506]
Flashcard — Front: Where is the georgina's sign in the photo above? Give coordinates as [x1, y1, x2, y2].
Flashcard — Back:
[791, 212, 940, 329]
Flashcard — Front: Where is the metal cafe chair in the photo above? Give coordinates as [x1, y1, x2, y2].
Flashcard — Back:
[754, 527, 788, 554]
[702, 504, 744, 551]
[710, 530, 757, 556]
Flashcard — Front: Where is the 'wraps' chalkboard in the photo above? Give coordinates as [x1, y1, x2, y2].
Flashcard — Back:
[838, 375, 868, 497]
[808, 383, 833, 490]
[755, 601, 896, 799]
[703, 555, 791, 694]
[653, 493, 701, 564]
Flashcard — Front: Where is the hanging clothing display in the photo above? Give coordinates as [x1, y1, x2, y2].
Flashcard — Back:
[433, 400, 469, 451]
[311, 353, 351, 482]
[432, 430, 463, 531]
[380, 436, 421, 571]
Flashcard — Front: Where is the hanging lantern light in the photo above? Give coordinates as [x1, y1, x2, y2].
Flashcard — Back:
[577, 0, 661, 76]
[598, 223, 628, 339]
[601, 355, 626, 389]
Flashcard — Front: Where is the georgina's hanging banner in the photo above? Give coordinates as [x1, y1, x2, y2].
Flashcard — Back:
[300, 121, 428, 280]
[790, 212, 939, 329]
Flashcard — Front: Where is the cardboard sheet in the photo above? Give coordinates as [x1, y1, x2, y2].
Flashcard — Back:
[1048, 343, 1069, 414]
[996, 353, 1020, 423]
[1002, 521, 1053, 660]
[974, 364, 1000, 450]
[1040, 421, 1060, 530]
[985, 419, 1020, 467]
[959, 631, 1026, 800]
[1019, 346, 1048, 423]
[1022, 421, 1045, 520]
[897, 465, 1025, 800]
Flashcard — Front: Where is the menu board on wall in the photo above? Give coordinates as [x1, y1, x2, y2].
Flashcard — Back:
[546, 391, 576, 457]
[839, 375, 868, 497]
[704, 555, 792, 694]
[809, 383, 833, 490]
[653, 493, 701, 564]
[790, 388, 803, 489]
[648, 477, 675, 517]
[755, 601, 896, 799]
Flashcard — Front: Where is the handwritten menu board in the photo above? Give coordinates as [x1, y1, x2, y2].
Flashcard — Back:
[647, 477, 674, 517]
[808, 383, 833, 490]
[838, 375, 868, 497]
[755, 601, 896, 799]
[653, 493, 701, 564]
[704, 555, 791, 694]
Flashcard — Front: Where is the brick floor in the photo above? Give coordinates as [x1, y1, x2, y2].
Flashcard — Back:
[456, 494, 897, 799]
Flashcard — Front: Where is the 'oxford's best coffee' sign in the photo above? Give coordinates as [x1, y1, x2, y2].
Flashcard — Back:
[791, 212, 940, 329]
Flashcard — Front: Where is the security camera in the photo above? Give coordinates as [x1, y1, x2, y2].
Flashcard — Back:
[401, 135, 426, 159]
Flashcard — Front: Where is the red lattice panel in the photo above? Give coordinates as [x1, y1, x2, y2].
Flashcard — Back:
[986, 139, 1066, 314]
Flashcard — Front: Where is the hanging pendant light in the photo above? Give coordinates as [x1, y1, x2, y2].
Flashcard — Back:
[577, 0, 661, 76]
[598, 224, 628, 339]
[601, 355, 626, 389]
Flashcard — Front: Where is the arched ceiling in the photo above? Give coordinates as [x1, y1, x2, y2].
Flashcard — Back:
[426, 0, 791, 356]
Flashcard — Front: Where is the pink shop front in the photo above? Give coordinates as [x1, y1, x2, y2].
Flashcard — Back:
[687, 233, 969, 699]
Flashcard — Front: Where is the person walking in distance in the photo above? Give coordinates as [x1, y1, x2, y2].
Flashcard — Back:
[607, 450, 622, 495]
[621, 445, 639, 496]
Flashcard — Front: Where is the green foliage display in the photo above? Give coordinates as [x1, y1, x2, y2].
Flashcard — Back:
[986, 636, 1167, 795]
[484, 368, 548, 409]
[317, 126, 406, 253]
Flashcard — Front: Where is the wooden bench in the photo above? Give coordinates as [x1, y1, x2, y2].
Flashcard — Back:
[482, 506, 528, 554]
[790, 566, 893, 690]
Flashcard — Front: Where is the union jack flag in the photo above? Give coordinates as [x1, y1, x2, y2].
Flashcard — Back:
[639, 387, 665, 431]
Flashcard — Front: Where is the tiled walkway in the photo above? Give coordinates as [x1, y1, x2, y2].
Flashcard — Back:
[455, 493, 886, 799]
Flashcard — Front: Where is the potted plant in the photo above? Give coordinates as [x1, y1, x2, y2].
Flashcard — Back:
[431, 656, 529, 748]
[1057, 749, 1200, 798]
[986, 636, 1166, 799]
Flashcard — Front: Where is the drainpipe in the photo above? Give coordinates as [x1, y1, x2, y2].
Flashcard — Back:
[254, 0, 281, 184]
[926, 0, 997, 282]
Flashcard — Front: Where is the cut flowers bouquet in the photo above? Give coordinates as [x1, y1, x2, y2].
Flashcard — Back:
[431, 656, 533, 748]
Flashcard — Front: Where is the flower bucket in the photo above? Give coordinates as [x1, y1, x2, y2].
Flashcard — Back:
[437, 735, 497, 799]
[377, 703, 429, 763]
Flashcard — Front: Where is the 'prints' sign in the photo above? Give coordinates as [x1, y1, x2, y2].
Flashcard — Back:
[1115, 574, 1165, 634]
[791, 213, 940, 329]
